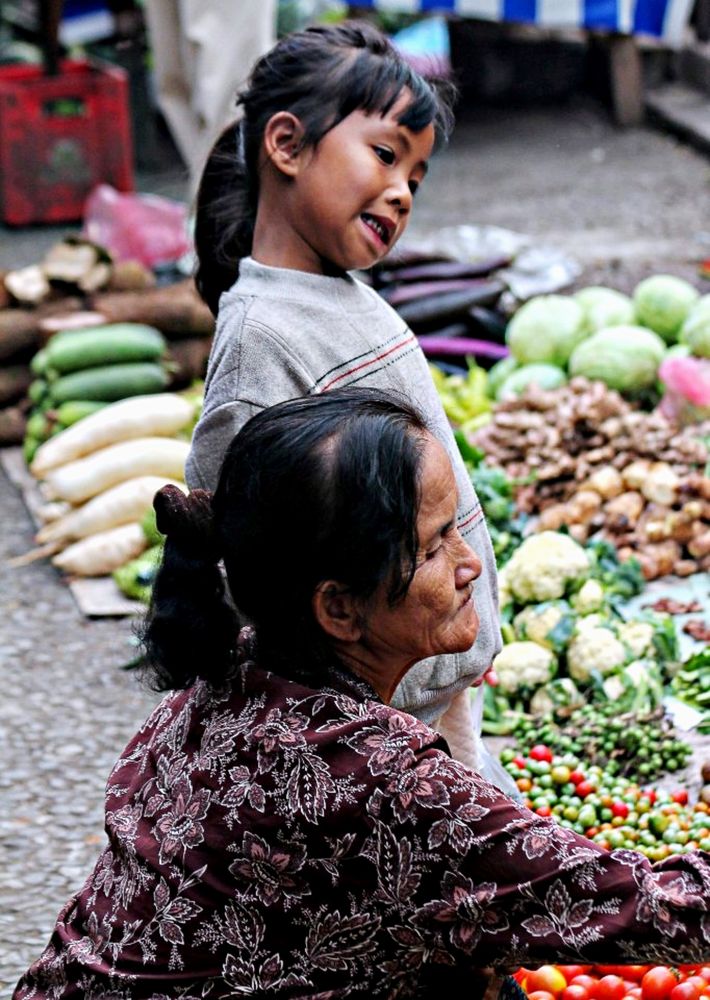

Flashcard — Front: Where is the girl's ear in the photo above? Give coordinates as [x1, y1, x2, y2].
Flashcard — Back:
[263, 111, 307, 178]
[312, 582, 363, 643]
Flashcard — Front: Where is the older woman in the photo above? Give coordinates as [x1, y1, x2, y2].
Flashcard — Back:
[15, 388, 710, 999]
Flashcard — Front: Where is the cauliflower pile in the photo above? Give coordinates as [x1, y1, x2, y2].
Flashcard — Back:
[488, 532, 677, 721]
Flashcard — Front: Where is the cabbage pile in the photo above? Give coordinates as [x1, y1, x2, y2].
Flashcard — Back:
[502, 274, 702, 398]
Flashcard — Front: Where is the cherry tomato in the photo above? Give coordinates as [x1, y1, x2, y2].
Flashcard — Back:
[683, 979, 708, 994]
[572, 977, 602, 994]
[671, 790, 689, 806]
[671, 985, 700, 1000]
[569, 770, 586, 785]
[596, 968, 649, 982]
[536, 806, 553, 818]
[611, 802, 629, 819]
[627, 989, 643, 999]
[698, 971, 710, 984]
[591, 975, 627, 1000]
[527, 966, 569, 996]
[576, 781, 596, 799]
[563, 986, 590, 1000]
[529, 745, 554, 763]
[529, 992, 557, 1000]
[513, 756, 528, 769]
[563, 968, 594, 983]
[642, 968, 680, 1000]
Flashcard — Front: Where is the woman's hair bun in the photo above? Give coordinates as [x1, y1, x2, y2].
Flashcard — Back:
[153, 484, 220, 563]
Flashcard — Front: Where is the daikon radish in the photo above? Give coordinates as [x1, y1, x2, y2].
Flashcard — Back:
[37, 476, 185, 544]
[31, 393, 195, 477]
[52, 523, 148, 577]
[42, 437, 190, 504]
[37, 500, 72, 524]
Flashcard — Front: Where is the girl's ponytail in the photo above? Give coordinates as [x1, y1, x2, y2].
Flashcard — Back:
[140, 485, 239, 691]
[193, 122, 256, 317]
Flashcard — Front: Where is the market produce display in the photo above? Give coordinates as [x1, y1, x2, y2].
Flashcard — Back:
[515, 962, 710, 1000]
[469, 378, 709, 579]
[21, 392, 196, 580]
[501, 745, 709, 858]
[0, 238, 215, 447]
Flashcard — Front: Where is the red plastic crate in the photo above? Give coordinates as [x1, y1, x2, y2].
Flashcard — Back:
[0, 59, 134, 225]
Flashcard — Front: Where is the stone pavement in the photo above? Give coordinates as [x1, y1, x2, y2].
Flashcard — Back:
[0, 467, 159, 992]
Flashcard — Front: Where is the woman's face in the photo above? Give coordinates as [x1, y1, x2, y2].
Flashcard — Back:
[361, 435, 482, 669]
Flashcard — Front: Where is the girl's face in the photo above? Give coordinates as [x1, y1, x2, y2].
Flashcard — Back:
[283, 92, 435, 274]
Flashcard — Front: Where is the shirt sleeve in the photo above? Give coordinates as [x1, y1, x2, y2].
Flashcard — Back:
[375, 746, 710, 973]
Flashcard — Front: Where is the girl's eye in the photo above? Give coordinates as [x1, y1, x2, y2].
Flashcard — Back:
[374, 146, 395, 165]
[408, 179, 420, 196]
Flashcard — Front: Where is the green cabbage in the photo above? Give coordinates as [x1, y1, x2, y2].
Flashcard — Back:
[506, 295, 586, 367]
[575, 286, 634, 333]
[633, 274, 700, 343]
[680, 294, 710, 358]
[496, 362, 567, 400]
[568, 325, 666, 391]
[487, 355, 518, 398]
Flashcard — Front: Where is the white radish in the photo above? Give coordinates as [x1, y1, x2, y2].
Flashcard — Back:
[37, 476, 186, 544]
[52, 523, 148, 577]
[36, 500, 72, 524]
[42, 437, 190, 504]
[31, 393, 195, 477]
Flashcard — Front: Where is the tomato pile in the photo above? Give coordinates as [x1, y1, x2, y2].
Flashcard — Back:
[516, 964, 710, 1000]
[501, 745, 710, 859]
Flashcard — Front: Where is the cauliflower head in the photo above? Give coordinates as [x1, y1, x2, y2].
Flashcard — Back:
[493, 641, 557, 694]
[618, 620, 655, 658]
[514, 600, 575, 651]
[567, 626, 627, 682]
[572, 579, 605, 615]
[505, 531, 590, 604]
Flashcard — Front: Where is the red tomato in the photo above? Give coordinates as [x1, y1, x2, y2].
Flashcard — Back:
[671, 790, 689, 806]
[683, 979, 708, 994]
[627, 989, 643, 999]
[513, 756, 528, 769]
[671, 985, 700, 1000]
[563, 987, 590, 1000]
[642, 968, 680, 1000]
[569, 770, 586, 785]
[536, 806, 553, 818]
[591, 975, 627, 1000]
[597, 969, 649, 982]
[576, 781, 596, 799]
[573, 977, 602, 994]
[529, 992, 557, 1000]
[611, 802, 629, 819]
[530, 744, 554, 763]
[698, 971, 710, 983]
[563, 968, 594, 983]
[527, 966, 569, 996]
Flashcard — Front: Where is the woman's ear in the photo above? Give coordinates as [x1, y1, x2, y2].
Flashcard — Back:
[263, 111, 306, 178]
[312, 582, 363, 643]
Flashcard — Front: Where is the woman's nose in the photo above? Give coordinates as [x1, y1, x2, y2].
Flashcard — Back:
[455, 543, 482, 589]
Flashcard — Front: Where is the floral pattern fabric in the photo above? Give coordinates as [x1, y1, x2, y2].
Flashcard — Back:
[15, 659, 710, 999]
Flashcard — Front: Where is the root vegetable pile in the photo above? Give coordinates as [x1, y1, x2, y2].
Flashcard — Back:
[469, 377, 710, 579]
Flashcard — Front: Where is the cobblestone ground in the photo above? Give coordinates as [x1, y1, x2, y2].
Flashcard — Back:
[0, 467, 160, 992]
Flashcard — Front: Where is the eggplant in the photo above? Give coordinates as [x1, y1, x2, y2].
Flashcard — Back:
[377, 256, 510, 286]
[465, 306, 509, 343]
[417, 335, 510, 364]
[396, 281, 505, 333]
[381, 279, 486, 309]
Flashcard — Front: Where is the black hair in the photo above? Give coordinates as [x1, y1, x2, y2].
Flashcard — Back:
[194, 21, 457, 315]
[141, 387, 428, 692]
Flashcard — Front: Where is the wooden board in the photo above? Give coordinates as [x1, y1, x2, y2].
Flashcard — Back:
[1, 446, 144, 618]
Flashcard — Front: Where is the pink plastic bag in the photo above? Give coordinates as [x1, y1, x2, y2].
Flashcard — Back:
[82, 184, 191, 267]
[658, 355, 710, 425]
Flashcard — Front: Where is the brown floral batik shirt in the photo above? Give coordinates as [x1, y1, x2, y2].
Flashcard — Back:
[15, 659, 710, 999]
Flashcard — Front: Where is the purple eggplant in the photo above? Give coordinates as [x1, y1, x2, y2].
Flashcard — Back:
[417, 335, 510, 362]
[381, 279, 488, 308]
[396, 281, 505, 332]
[378, 256, 511, 285]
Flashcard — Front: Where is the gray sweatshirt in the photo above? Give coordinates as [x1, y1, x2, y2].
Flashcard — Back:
[186, 257, 502, 725]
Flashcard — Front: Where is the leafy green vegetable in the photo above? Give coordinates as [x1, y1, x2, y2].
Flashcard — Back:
[680, 293, 710, 357]
[496, 362, 567, 401]
[633, 274, 700, 343]
[568, 325, 666, 392]
[506, 294, 587, 367]
[574, 286, 635, 333]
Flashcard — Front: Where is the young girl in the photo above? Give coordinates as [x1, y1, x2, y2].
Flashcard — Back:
[186, 21, 502, 771]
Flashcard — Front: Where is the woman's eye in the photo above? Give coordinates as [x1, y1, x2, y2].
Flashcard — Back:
[425, 545, 441, 561]
[374, 146, 395, 165]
